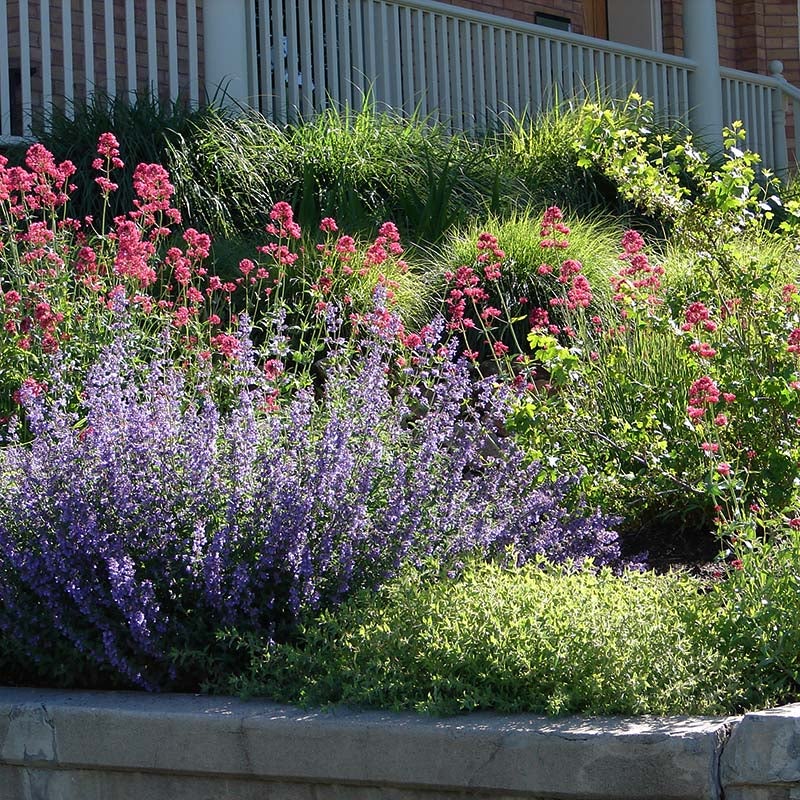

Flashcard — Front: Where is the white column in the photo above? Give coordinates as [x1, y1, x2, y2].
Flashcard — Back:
[683, 0, 723, 150]
[203, 0, 254, 108]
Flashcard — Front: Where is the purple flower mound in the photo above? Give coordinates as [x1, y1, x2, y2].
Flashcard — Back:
[0, 325, 624, 690]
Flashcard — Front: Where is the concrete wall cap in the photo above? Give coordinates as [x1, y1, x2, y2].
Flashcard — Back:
[0, 687, 735, 800]
[720, 703, 800, 789]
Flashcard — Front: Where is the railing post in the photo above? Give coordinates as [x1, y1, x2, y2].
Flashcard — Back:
[683, 0, 723, 151]
[769, 60, 790, 177]
[203, 0, 255, 109]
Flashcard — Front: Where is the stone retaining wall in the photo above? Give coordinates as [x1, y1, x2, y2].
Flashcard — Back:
[0, 688, 797, 800]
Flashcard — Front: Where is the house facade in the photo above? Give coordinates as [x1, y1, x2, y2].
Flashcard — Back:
[2, 1, 799, 170]
[1, 0, 204, 134]
[440, 0, 800, 90]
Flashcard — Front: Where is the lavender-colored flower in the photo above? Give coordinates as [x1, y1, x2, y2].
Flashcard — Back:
[0, 317, 626, 689]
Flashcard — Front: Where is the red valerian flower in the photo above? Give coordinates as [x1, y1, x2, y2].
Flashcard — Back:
[539, 206, 570, 248]
[319, 217, 338, 233]
[682, 301, 710, 330]
[689, 341, 717, 359]
[94, 132, 124, 169]
[688, 376, 721, 406]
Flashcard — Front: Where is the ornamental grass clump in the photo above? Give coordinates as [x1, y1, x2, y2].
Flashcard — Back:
[0, 311, 623, 691]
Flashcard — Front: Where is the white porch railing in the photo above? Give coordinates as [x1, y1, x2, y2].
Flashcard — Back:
[716, 61, 800, 174]
[720, 65, 782, 170]
[2, 0, 800, 175]
[241, 0, 799, 172]
[249, 0, 695, 131]
[763, 60, 800, 172]
[0, 0, 201, 141]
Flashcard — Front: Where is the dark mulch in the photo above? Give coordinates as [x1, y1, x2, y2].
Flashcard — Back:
[619, 513, 723, 578]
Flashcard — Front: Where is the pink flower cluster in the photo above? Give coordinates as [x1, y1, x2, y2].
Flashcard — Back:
[92, 132, 124, 195]
[528, 307, 550, 330]
[265, 201, 302, 239]
[3, 288, 66, 355]
[443, 238, 505, 332]
[689, 341, 717, 359]
[539, 206, 570, 249]
[475, 232, 504, 280]
[444, 264, 486, 331]
[567, 274, 593, 310]
[258, 202, 301, 267]
[111, 219, 157, 286]
[682, 301, 717, 333]
[687, 376, 735, 425]
[130, 163, 181, 231]
[534, 209, 594, 318]
[611, 229, 664, 307]
[0, 145, 76, 217]
[364, 222, 404, 267]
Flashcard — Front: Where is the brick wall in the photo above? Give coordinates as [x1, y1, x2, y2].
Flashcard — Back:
[661, 0, 683, 56]
[716, 0, 737, 68]
[661, 0, 798, 84]
[731, 1, 766, 73]
[439, 0, 586, 32]
[4, 0, 203, 134]
[762, 0, 800, 77]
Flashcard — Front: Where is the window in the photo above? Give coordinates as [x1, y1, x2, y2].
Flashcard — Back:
[535, 13, 572, 32]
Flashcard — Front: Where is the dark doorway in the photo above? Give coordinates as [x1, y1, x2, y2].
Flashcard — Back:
[584, 0, 609, 39]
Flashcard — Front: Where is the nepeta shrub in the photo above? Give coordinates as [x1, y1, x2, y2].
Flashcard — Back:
[0, 317, 623, 690]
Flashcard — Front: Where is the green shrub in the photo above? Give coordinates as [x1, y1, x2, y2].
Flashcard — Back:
[498, 96, 692, 229]
[716, 524, 800, 709]
[498, 103, 619, 217]
[505, 123, 800, 545]
[215, 559, 744, 716]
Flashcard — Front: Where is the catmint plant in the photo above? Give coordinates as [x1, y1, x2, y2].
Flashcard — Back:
[0, 313, 624, 690]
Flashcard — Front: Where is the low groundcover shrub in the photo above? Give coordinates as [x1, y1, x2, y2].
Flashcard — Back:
[221, 546, 800, 717]
[222, 559, 742, 716]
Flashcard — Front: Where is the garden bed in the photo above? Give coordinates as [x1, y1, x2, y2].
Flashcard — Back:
[0, 99, 799, 722]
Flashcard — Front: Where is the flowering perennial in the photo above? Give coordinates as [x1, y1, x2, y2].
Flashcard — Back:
[0, 320, 623, 689]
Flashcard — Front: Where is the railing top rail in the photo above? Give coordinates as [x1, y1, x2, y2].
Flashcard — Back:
[379, 0, 698, 70]
[776, 78, 800, 104]
[762, 60, 800, 103]
[719, 66, 778, 87]
[0, 135, 33, 147]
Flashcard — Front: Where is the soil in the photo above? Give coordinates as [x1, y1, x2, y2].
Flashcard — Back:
[618, 515, 724, 578]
